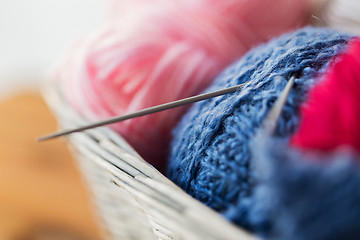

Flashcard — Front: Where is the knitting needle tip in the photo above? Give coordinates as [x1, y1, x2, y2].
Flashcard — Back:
[37, 83, 246, 142]
[36, 131, 71, 142]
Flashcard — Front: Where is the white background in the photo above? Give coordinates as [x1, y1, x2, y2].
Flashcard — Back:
[0, 0, 106, 98]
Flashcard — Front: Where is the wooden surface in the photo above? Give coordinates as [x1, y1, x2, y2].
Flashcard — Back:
[0, 93, 104, 240]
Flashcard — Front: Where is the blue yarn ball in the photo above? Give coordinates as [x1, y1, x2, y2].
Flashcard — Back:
[250, 136, 360, 240]
[167, 27, 352, 233]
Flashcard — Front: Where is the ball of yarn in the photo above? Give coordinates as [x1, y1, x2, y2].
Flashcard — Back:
[313, 0, 360, 34]
[250, 137, 360, 240]
[291, 38, 360, 152]
[57, 0, 309, 172]
[167, 27, 351, 232]
[250, 38, 360, 239]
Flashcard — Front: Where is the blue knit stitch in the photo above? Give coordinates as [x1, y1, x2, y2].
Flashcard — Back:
[250, 136, 360, 240]
[167, 27, 352, 232]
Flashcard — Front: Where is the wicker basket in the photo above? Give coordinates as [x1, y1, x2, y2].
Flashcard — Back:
[43, 83, 257, 240]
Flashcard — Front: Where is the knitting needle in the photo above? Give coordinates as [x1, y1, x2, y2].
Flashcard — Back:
[37, 83, 247, 142]
[262, 76, 295, 134]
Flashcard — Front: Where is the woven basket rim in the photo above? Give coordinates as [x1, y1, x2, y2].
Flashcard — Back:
[42, 82, 257, 240]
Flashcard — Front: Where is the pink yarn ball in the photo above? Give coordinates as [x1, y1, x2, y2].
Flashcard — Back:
[57, 0, 309, 172]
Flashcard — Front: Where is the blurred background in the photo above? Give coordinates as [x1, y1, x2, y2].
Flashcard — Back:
[0, 0, 105, 98]
[0, 0, 106, 239]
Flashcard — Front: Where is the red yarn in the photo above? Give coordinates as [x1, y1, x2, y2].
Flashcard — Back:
[291, 38, 360, 153]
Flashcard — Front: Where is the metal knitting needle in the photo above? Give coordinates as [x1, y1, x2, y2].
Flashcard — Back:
[37, 83, 247, 142]
[262, 76, 295, 134]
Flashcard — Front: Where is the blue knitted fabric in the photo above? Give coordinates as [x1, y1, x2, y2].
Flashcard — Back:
[250, 136, 360, 240]
[167, 27, 352, 232]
